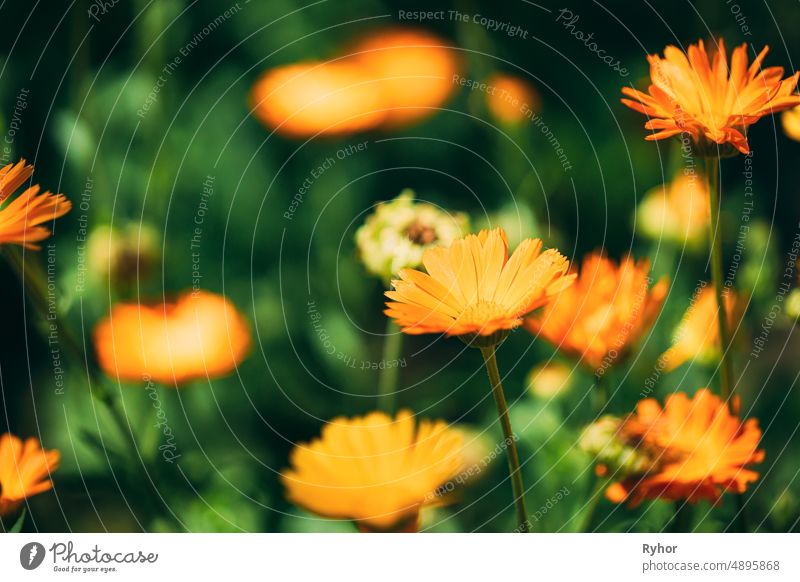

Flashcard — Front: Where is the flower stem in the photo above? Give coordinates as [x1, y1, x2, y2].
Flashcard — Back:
[377, 320, 403, 413]
[580, 476, 606, 532]
[705, 157, 734, 401]
[479, 345, 529, 532]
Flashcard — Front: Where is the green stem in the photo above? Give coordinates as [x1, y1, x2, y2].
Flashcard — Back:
[580, 477, 606, 532]
[377, 320, 402, 413]
[704, 157, 734, 401]
[3, 247, 140, 459]
[592, 372, 609, 416]
[479, 345, 529, 532]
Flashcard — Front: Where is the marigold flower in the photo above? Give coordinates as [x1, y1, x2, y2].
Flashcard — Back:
[605, 389, 764, 506]
[0, 433, 60, 516]
[525, 253, 668, 371]
[348, 28, 460, 127]
[486, 73, 539, 124]
[94, 291, 251, 385]
[660, 286, 742, 372]
[249, 60, 387, 137]
[0, 159, 71, 249]
[580, 416, 654, 477]
[281, 410, 463, 532]
[636, 173, 710, 246]
[355, 189, 469, 285]
[384, 228, 575, 346]
[622, 39, 800, 155]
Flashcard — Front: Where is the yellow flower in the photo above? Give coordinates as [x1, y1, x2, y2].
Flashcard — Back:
[605, 389, 763, 506]
[0, 159, 71, 248]
[281, 410, 463, 532]
[0, 433, 60, 516]
[525, 252, 667, 371]
[526, 361, 573, 399]
[355, 189, 469, 285]
[385, 228, 575, 346]
[636, 173, 710, 246]
[622, 39, 800, 155]
[660, 286, 742, 372]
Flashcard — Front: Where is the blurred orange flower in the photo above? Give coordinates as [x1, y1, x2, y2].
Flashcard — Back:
[281, 410, 463, 532]
[385, 228, 574, 346]
[486, 73, 539, 124]
[250, 27, 459, 136]
[249, 61, 387, 137]
[347, 28, 460, 127]
[781, 104, 800, 142]
[660, 286, 742, 372]
[0, 433, 60, 516]
[0, 159, 71, 249]
[622, 39, 800, 155]
[605, 389, 763, 506]
[94, 291, 251, 385]
[525, 253, 667, 371]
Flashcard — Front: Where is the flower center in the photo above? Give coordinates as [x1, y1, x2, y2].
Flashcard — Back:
[405, 221, 438, 245]
[456, 301, 510, 326]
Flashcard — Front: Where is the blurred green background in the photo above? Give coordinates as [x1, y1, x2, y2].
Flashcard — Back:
[1, 0, 799, 532]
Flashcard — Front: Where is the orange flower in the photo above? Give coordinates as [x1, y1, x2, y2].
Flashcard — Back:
[250, 28, 459, 136]
[622, 39, 800, 155]
[94, 291, 251, 385]
[348, 28, 460, 127]
[660, 286, 742, 372]
[0, 433, 60, 516]
[281, 410, 463, 532]
[384, 228, 575, 345]
[249, 61, 387, 137]
[525, 253, 668, 371]
[0, 159, 71, 249]
[605, 389, 763, 506]
[486, 73, 540, 124]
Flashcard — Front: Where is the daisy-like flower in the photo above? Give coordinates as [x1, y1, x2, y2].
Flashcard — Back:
[93, 291, 251, 385]
[385, 227, 575, 347]
[660, 286, 742, 372]
[622, 39, 800, 156]
[604, 389, 763, 506]
[525, 252, 668, 372]
[356, 189, 469, 285]
[281, 410, 463, 532]
[636, 173, 710, 247]
[0, 159, 71, 248]
[0, 433, 60, 516]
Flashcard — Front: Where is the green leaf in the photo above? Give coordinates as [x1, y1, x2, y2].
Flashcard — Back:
[10, 508, 27, 533]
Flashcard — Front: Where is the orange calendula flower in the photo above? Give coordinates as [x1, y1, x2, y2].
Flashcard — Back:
[347, 28, 460, 127]
[660, 286, 742, 372]
[525, 253, 668, 371]
[486, 73, 540, 124]
[0, 159, 71, 249]
[250, 28, 459, 137]
[622, 39, 800, 155]
[281, 410, 463, 532]
[94, 291, 251, 385]
[249, 60, 387, 137]
[384, 228, 575, 346]
[0, 433, 60, 516]
[605, 389, 763, 506]
[781, 104, 800, 142]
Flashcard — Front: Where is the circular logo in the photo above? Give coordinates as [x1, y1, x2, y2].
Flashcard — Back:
[19, 542, 46, 570]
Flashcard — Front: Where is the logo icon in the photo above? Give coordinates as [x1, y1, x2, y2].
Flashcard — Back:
[20, 542, 46, 570]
